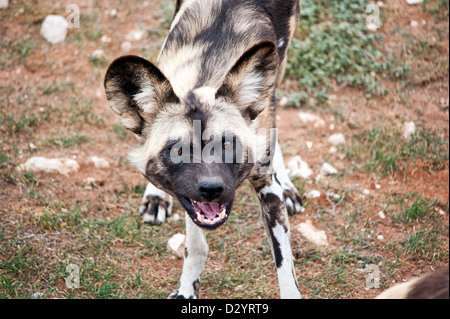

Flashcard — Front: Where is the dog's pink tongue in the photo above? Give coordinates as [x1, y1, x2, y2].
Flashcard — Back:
[194, 202, 221, 218]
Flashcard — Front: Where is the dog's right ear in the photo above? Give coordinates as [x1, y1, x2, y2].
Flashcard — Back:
[104, 55, 178, 136]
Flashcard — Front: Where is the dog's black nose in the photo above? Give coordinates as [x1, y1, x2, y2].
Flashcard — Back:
[198, 178, 225, 201]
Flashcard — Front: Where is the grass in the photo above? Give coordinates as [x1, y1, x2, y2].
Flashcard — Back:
[348, 125, 449, 176]
[285, 0, 408, 108]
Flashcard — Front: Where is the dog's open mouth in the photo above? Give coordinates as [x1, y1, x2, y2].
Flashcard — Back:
[177, 196, 231, 229]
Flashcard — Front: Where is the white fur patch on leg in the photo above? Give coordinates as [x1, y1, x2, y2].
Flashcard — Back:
[272, 221, 301, 299]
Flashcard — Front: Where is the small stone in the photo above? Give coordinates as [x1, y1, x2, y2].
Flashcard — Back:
[296, 220, 328, 247]
[305, 190, 321, 199]
[286, 156, 313, 179]
[403, 121, 416, 140]
[378, 211, 386, 219]
[0, 0, 8, 9]
[279, 96, 289, 108]
[40, 15, 68, 44]
[90, 156, 110, 168]
[306, 141, 313, 149]
[327, 133, 346, 146]
[168, 233, 185, 258]
[121, 41, 131, 52]
[377, 235, 384, 241]
[91, 49, 105, 59]
[125, 29, 145, 41]
[410, 20, 419, 27]
[298, 111, 325, 128]
[320, 162, 338, 175]
[406, 0, 423, 5]
[17, 156, 79, 176]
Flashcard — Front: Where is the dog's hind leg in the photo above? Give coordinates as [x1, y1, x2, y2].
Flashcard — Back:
[139, 182, 173, 225]
[169, 213, 209, 299]
[273, 141, 304, 215]
[252, 174, 301, 299]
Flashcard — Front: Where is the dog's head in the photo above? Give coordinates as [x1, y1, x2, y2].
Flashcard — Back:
[104, 41, 278, 229]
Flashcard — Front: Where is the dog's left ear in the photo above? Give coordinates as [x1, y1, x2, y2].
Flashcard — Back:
[104, 55, 178, 136]
[217, 41, 279, 121]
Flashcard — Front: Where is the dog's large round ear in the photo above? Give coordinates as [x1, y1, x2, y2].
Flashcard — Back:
[216, 41, 279, 121]
[104, 55, 178, 136]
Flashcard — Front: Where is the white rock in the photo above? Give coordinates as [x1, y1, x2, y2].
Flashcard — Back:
[101, 35, 112, 43]
[327, 133, 346, 146]
[403, 121, 416, 140]
[168, 233, 185, 258]
[17, 156, 79, 175]
[279, 96, 289, 108]
[410, 20, 419, 27]
[296, 220, 328, 247]
[298, 111, 325, 128]
[377, 235, 384, 241]
[125, 29, 145, 41]
[406, 0, 423, 5]
[378, 211, 386, 219]
[91, 49, 105, 59]
[375, 184, 381, 190]
[320, 162, 338, 175]
[121, 41, 132, 52]
[40, 15, 68, 44]
[328, 146, 338, 154]
[306, 141, 313, 149]
[286, 156, 313, 179]
[0, 0, 8, 9]
[305, 190, 321, 199]
[90, 156, 110, 168]
[29, 143, 37, 150]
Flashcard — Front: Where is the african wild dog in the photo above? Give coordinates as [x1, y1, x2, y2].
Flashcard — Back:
[104, 0, 303, 298]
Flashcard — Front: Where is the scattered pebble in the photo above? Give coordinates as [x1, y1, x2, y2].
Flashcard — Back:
[410, 20, 419, 28]
[378, 211, 386, 219]
[328, 146, 338, 154]
[298, 111, 325, 128]
[40, 15, 68, 44]
[91, 49, 105, 59]
[279, 96, 289, 108]
[327, 133, 346, 146]
[403, 121, 416, 140]
[0, 0, 8, 9]
[121, 41, 132, 52]
[287, 156, 313, 179]
[125, 29, 145, 41]
[306, 141, 313, 149]
[406, 0, 423, 5]
[90, 156, 110, 168]
[101, 35, 112, 43]
[305, 189, 321, 199]
[167, 233, 185, 258]
[17, 156, 79, 176]
[320, 162, 338, 176]
[377, 235, 384, 241]
[296, 220, 328, 247]
[375, 184, 381, 190]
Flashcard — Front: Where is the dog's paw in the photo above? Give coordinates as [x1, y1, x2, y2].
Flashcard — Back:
[283, 188, 304, 216]
[168, 280, 200, 299]
[139, 194, 172, 225]
[139, 183, 173, 225]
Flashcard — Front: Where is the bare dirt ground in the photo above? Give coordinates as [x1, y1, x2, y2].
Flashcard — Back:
[0, 0, 448, 299]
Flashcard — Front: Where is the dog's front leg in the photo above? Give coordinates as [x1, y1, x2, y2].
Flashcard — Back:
[168, 212, 209, 299]
[253, 174, 301, 299]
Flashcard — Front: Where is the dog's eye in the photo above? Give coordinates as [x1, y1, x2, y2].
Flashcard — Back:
[172, 146, 182, 156]
[223, 141, 232, 150]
